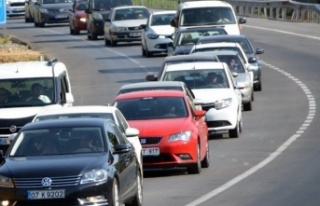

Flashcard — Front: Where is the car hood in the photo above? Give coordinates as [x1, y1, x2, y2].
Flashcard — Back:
[128, 118, 190, 137]
[113, 19, 147, 28]
[1, 154, 107, 178]
[0, 105, 63, 119]
[192, 88, 234, 103]
[173, 45, 194, 55]
[234, 73, 248, 83]
[151, 26, 175, 35]
[41, 3, 72, 10]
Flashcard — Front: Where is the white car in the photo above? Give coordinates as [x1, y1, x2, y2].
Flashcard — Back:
[104, 5, 150, 46]
[158, 61, 243, 137]
[140, 11, 176, 57]
[32, 106, 143, 171]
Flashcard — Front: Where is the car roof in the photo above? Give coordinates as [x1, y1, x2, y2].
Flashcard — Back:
[0, 61, 67, 79]
[119, 81, 185, 90]
[179, 0, 232, 9]
[163, 54, 219, 63]
[192, 50, 239, 56]
[194, 42, 242, 49]
[22, 118, 111, 131]
[177, 26, 227, 32]
[35, 105, 118, 117]
[115, 90, 186, 100]
[165, 62, 226, 72]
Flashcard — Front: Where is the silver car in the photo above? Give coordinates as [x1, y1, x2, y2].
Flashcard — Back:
[104, 5, 150, 46]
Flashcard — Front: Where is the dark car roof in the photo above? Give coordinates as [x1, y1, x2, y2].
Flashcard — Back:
[22, 118, 112, 131]
[115, 90, 186, 100]
[163, 54, 219, 64]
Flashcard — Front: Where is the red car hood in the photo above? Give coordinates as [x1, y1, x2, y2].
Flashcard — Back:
[128, 118, 192, 137]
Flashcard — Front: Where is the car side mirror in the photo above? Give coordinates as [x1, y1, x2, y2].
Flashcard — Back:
[170, 18, 177, 27]
[232, 72, 238, 77]
[145, 73, 158, 81]
[256, 48, 264, 54]
[248, 57, 257, 63]
[125, 128, 139, 138]
[238, 17, 246, 24]
[194, 110, 206, 119]
[140, 24, 146, 30]
[113, 144, 131, 154]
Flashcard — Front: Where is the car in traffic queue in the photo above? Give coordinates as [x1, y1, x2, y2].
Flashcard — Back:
[6, 0, 25, 18]
[166, 27, 227, 56]
[158, 61, 243, 138]
[0, 118, 142, 206]
[33, 0, 73, 27]
[104, 5, 150, 46]
[197, 34, 265, 91]
[69, 0, 88, 35]
[193, 50, 254, 111]
[140, 10, 176, 57]
[32, 105, 143, 173]
[113, 90, 209, 174]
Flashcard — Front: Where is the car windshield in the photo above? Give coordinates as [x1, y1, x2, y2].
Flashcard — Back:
[163, 69, 230, 89]
[150, 13, 175, 26]
[113, 8, 149, 21]
[34, 113, 114, 122]
[180, 7, 236, 27]
[0, 78, 55, 108]
[192, 47, 246, 63]
[217, 55, 245, 73]
[10, 127, 106, 157]
[176, 29, 227, 46]
[42, 0, 72, 4]
[115, 97, 188, 120]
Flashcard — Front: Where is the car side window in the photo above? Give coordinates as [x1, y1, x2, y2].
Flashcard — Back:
[115, 110, 128, 135]
[108, 121, 127, 144]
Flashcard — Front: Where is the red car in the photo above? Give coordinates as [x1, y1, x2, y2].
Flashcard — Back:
[69, 0, 87, 35]
[113, 90, 209, 174]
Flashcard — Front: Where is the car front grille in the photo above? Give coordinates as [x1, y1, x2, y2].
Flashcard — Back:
[139, 137, 162, 145]
[10, 2, 24, 6]
[206, 121, 231, 128]
[0, 116, 35, 135]
[13, 175, 81, 189]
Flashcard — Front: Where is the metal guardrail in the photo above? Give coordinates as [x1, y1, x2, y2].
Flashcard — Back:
[133, 0, 320, 23]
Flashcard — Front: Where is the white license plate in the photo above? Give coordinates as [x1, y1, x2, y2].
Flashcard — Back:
[0, 138, 10, 145]
[129, 33, 140, 37]
[27, 189, 65, 200]
[142, 147, 160, 156]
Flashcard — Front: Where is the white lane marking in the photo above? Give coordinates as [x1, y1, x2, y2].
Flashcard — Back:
[185, 61, 316, 206]
[41, 28, 149, 72]
[244, 25, 320, 40]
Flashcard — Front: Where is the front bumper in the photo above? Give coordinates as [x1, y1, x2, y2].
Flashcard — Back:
[6, 5, 25, 16]
[110, 30, 142, 42]
[41, 12, 69, 24]
[145, 36, 172, 53]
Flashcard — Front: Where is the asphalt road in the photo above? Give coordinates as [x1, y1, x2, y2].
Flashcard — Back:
[1, 16, 320, 206]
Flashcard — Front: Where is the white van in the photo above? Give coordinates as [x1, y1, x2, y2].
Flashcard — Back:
[171, 0, 246, 35]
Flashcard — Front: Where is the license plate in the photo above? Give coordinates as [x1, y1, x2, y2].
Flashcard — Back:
[55, 15, 67, 19]
[27, 189, 65, 200]
[142, 147, 160, 156]
[129, 33, 140, 37]
[0, 138, 10, 145]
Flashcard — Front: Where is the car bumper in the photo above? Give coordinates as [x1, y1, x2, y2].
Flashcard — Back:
[141, 137, 198, 169]
[73, 19, 87, 31]
[204, 105, 238, 132]
[110, 31, 142, 42]
[41, 12, 69, 24]
[0, 181, 111, 206]
[6, 6, 25, 16]
[145, 37, 172, 53]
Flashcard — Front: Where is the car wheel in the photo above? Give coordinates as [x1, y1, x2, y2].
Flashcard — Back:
[34, 21, 38, 27]
[251, 91, 254, 101]
[229, 120, 240, 138]
[239, 118, 243, 133]
[243, 99, 252, 111]
[254, 82, 262, 91]
[125, 171, 143, 206]
[187, 143, 201, 174]
[109, 179, 120, 206]
[74, 29, 80, 35]
[201, 140, 210, 168]
[145, 47, 153, 58]
[91, 32, 98, 40]
[70, 27, 74, 35]
[39, 21, 45, 27]
[25, 15, 30, 23]
[105, 38, 111, 46]
[141, 46, 146, 56]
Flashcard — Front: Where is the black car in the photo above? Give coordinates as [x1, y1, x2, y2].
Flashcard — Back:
[167, 27, 227, 56]
[0, 118, 142, 206]
[33, 0, 73, 27]
[85, 0, 132, 40]
[197, 34, 264, 91]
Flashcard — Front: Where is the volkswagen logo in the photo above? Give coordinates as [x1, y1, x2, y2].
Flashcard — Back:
[9, 125, 17, 133]
[41, 177, 52, 187]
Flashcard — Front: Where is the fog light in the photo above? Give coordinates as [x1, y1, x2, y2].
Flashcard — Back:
[1, 201, 9, 206]
[78, 195, 106, 205]
[179, 154, 191, 160]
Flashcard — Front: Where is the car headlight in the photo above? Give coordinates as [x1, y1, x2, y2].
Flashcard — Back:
[40, 8, 48, 13]
[167, 131, 191, 142]
[0, 175, 14, 188]
[92, 13, 103, 20]
[80, 169, 108, 184]
[215, 98, 232, 110]
[79, 17, 87, 22]
[112, 27, 127, 32]
[147, 33, 159, 39]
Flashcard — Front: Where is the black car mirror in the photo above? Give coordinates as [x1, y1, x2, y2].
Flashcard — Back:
[113, 144, 131, 154]
[145, 74, 158, 81]
[248, 57, 257, 63]
[140, 24, 146, 30]
[238, 17, 246, 24]
[256, 48, 264, 54]
[170, 18, 177, 27]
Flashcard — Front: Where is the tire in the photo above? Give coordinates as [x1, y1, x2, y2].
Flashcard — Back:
[141, 46, 146, 56]
[105, 38, 111, 46]
[201, 140, 210, 168]
[91, 32, 98, 40]
[70, 27, 74, 35]
[34, 22, 38, 27]
[251, 91, 254, 101]
[74, 29, 80, 35]
[243, 100, 252, 111]
[187, 143, 201, 174]
[25, 16, 30, 23]
[145, 47, 153, 57]
[109, 179, 120, 206]
[254, 82, 262, 91]
[125, 172, 143, 206]
[110, 37, 117, 47]
[229, 120, 240, 138]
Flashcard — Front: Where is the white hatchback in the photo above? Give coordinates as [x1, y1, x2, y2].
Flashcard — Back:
[158, 62, 243, 138]
[32, 106, 143, 171]
[140, 11, 176, 57]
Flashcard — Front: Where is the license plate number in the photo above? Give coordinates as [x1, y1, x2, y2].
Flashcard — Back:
[129, 33, 140, 37]
[27, 189, 65, 200]
[0, 138, 10, 145]
[142, 147, 160, 156]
